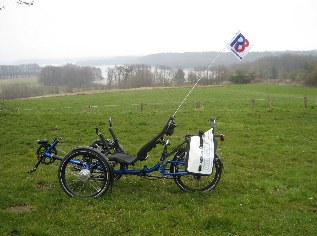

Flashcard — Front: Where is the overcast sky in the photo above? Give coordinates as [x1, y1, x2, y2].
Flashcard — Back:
[0, 0, 316, 63]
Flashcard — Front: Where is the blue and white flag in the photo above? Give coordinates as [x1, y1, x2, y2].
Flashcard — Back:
[227, 31, 252, 61]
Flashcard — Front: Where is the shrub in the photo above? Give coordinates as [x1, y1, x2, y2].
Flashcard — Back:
[231, 70, 251, 84]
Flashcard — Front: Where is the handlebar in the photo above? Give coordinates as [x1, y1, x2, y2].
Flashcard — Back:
[108, 118, 120, 143]
[109, 117, 112, 128]
[95, 127, 110, 149]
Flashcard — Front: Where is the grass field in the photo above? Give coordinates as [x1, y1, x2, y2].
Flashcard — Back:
[0, 77, 39, 87]
[0, 84, 316, 235]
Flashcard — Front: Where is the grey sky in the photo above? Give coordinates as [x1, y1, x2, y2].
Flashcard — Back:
[0, 0, 316, 63]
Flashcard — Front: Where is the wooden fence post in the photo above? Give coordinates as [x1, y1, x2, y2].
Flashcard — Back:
[304, 97, 307, 109]
[196, 101, 201, 109]
[251, 99, 255, 109]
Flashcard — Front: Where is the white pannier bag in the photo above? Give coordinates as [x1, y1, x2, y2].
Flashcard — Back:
[185, 128, 214, 175]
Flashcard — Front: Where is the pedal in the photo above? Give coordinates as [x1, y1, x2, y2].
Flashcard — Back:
[27, 167, 37, 174]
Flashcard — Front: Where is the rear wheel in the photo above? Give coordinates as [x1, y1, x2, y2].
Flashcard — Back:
[171, 148, 223, 192]
[58, 147, 113, 198]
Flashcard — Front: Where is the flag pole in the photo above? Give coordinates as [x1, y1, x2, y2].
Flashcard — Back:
[173, 31, 252, 117]
[173, 47, 227, 117]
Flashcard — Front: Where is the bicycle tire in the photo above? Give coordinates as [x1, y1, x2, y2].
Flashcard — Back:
[171, 148, 223, 192]
[58, 147, 113, 198]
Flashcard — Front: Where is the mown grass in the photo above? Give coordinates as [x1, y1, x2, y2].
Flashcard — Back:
[0, 84, 316, 235]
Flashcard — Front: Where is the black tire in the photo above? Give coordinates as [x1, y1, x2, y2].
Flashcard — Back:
[171, 148, 223, 192]
[58, 147, 113, 198]
[90, 139, 124, 181]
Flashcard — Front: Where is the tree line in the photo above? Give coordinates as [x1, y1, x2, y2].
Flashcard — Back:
[107, 65, 176, 88]
[0, 64, 41, 79]
[39, 64, 102, 87]
[104, 54, 317, 88]
[1, 54, 316, 99]
[229, 54, 317, 85]
[104, 64, 230, 88]
[0, 64, 103, 99]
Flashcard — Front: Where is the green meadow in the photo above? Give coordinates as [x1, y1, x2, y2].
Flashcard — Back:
[0, 84, 316, 235]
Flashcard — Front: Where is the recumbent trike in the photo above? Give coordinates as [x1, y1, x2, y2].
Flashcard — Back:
[29, 116, 224, 198]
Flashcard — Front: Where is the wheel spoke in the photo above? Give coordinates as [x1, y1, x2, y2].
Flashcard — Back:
[59, 148, 112, 198]
[172, 149, 222, 192]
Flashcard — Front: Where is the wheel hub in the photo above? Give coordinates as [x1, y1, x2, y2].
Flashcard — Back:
[78, 169, 91, 181]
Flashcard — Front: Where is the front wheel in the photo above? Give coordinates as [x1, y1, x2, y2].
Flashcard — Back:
[171, 149, 223, 192]
[58, 147, 113, 198]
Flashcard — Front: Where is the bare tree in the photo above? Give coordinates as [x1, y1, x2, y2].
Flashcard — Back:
[187, 71, 197, 85]
[1, 0, 34, 11]
[16, 0, 34, 6]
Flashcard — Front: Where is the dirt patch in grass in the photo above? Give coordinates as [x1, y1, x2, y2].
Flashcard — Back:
[7, 205, 35, 213]
[36, 182, 54, 190]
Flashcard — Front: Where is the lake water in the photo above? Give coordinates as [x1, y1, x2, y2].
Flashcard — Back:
[95, 65, 195, 85]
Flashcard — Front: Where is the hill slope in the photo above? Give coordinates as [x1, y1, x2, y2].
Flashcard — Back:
[76, 50, 317, 68]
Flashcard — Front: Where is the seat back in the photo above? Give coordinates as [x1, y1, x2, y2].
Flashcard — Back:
[136, 117, 175, 160]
